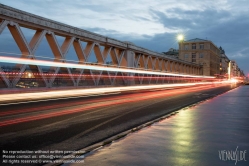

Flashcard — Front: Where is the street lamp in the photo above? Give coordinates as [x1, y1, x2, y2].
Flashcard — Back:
[177, 34, 184, 41]
[177, 34, 184, 60]
[228, 61, 231, 80]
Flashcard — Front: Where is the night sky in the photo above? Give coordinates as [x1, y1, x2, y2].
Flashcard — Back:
[0, 0, 248, 76]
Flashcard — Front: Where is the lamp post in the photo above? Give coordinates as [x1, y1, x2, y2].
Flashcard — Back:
[177, 34, 184, 51]
[228, 61, 231, 80]
[177, 34, 184, 63]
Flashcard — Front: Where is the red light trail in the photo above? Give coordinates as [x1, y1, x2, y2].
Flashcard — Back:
[0, 83, 231, 127]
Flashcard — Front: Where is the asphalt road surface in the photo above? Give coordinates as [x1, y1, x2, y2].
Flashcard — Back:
[0, 84, 240, 164]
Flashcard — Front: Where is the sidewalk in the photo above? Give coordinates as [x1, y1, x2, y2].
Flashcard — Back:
[75, 85, 249, 166]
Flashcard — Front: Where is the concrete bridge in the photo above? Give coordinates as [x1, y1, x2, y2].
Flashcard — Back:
[0, 4, 206, 89]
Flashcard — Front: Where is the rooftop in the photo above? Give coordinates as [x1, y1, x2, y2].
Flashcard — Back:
[185, 38, 210, 42]
[183, 38, 220, 50]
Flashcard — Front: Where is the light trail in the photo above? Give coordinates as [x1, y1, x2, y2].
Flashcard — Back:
[0, 81, 233, 104]
[0, 72, 210, 79]
[0, 84, 217, 117]
[0, 72, 208, 79]
[0, 72, 212, 82]
[0, 56, 214, 78]
[0, 84, 227, 127]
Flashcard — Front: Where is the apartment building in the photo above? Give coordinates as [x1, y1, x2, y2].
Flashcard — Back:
[219, 47, 230, 77]
[231, 60, 241, 77]
[178, 38, 220, 76]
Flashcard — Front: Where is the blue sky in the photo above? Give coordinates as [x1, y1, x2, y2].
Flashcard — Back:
[0, 0, 248, 76]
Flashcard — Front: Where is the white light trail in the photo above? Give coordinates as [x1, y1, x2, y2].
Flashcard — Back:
[0, 81, 233, 104]
[0, 56, 215, 79]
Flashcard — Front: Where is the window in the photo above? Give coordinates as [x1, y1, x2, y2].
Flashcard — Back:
[192, 43, 196, 49]
[192, 53, 196, 58]
[199, 53, 204, 58]
[184, 54, 188, 58]
[200, 44, 204, 49]
[184, 45, 189, 50]
[192, 53, 196, 63]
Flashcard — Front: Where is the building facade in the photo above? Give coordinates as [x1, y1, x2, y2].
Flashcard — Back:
[178, 38, 220, 76]
[231, 60, 238, 78]
[219, 47, 230, 78]
[230, 60, 245, 78]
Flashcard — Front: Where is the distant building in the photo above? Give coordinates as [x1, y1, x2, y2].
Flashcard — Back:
[178, 38, 220, 76]
[231, 60, 238, 78]
[230, 60, 244, 78]
[219, 46, 230, 78]
[162, 48, 179, 59]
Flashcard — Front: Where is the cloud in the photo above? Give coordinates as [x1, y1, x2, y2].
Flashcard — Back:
[150, 7, 232, 30]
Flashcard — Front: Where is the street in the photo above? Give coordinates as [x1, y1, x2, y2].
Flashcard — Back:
[0, 84, 239, 156]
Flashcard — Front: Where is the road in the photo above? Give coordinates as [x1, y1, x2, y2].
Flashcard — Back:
[81, 85, 249, 166]
[0, 84, 240, 160]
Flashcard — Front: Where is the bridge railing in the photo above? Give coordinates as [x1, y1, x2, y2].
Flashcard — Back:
[0, 4, 208, 90]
